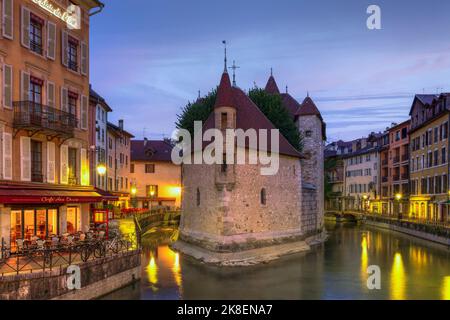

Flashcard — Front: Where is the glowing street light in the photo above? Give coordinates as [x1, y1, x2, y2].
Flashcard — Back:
[96, 164, 107, 176]
[395, 193, 403, 201]
[131, 186, 137, 196]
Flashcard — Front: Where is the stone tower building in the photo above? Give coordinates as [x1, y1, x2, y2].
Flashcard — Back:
[264, 75, 326, 232]
[296, 97, 326, 231]
[175, 69, 327, 265]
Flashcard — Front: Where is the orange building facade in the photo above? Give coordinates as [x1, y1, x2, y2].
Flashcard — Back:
[0, 0, 103, 248]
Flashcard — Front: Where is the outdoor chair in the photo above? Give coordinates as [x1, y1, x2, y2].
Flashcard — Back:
[16, 239, 25, 254]
[36, 240, 45, 250]
[67, 236, 75, 245]
[79, 233, 86, 241]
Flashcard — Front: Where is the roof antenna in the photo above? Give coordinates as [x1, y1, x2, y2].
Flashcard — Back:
[229, 60, 240, 87]
[222, 40, 228, 73]
[307, 90, 310, 97]
[286, 85, 288, 94]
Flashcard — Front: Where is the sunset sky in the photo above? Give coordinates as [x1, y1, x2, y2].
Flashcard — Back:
[89, 0, 450, 142]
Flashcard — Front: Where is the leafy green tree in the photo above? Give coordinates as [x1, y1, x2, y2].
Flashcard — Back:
[175, 90, 217, 137]
[248, 88, 302, 151]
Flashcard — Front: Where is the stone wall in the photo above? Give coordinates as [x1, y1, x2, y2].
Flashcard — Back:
[297, 115, 325, 230]
[301, 183, 319, 234]
[180, 150, 304, 252]
[0, 250, 141, 300]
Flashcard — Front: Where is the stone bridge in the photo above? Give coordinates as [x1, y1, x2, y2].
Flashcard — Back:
[134, 211, 181, 234]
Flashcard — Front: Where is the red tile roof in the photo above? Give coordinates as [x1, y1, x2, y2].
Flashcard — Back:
[201, 72, 302, 159]
[131, 140, 174, 162]
[296, 96, 323, 121]
[214, 72, 235, 109]
[280, 93, 302, 118]
[264, 75, 281, 94]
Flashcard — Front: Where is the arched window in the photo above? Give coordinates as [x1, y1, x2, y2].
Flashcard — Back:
[260, 188, 267, 205]
[196, 188, 200, 207]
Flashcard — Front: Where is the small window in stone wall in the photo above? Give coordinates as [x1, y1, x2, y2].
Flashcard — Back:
[305, 130, 312, 137]
[196, 188, 201, 207]
[260, 188, 267, 205]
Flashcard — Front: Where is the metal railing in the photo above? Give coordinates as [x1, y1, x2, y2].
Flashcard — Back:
[0, 233, 138, 277]
[13, 101, 78, 136]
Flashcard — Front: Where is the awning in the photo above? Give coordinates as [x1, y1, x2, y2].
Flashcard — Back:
[95, 188, 119, 201]
[0, 189, 102, 204]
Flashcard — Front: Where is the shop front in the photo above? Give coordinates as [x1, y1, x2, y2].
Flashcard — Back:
[0, 185, 102, 249]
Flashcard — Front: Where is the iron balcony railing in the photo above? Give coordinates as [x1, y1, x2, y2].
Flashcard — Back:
[13, 101, 78, 137]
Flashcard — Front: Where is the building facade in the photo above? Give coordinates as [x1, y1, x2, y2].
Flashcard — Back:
[130, 139, 181, 210]
[89, 86, 111, 191]
[387, 120, 410, 216]
[324, 140, 352, 211]
[409, 94, 449, 222]
[0, 0, 103, 248]
[106, 120, 134, 208]
[343, 134, 380, 212]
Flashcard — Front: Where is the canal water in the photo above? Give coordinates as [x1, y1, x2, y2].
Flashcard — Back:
[102, 223, 450, 300]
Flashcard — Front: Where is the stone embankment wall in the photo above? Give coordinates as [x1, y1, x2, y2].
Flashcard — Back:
[0, 250, 141, 300]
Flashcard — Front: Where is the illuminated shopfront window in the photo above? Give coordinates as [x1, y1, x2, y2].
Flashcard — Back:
[67, 207, 79, 234]
[9, 208, 60, 251]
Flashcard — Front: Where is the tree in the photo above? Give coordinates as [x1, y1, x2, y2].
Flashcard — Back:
[175, 89, 217, 137]
[248, 88, 302, 151]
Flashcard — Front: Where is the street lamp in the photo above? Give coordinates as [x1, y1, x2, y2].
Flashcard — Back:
[96, 164, 107, 176]
[362, 195, 368, 213]
[395, 193, 403, 220]
[150, 190, 155, 212]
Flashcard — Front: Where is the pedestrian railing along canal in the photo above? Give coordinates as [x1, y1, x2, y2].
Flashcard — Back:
[0, 233, 138, 277]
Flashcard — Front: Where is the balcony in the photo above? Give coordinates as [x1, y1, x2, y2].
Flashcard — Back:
[401, 154, 409, 162]
[382, 176, 388, 183]
[393, 175, 400, 181]
[13, 101, 77, 140]
[393, 156, 400, 164]
[382, 159, 388, 166]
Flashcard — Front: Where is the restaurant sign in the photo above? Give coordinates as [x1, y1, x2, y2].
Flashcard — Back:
[0, 195, 102, 204]
[31, 0, 81, 30]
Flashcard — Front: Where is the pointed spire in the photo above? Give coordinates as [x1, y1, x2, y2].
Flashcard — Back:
[214, 71, 234, 109]
[265, 70, 280, 94]
[222, 40, 228, 73]
[286, 85, 288, 94]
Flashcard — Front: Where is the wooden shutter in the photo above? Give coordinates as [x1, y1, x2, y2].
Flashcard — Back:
[61, 87, 68, 112]
[60, 145, 68, 184]
[3, 65, 13, 109]
[2, 0, 13, 39]
[81, 95, 88, 130]
[81, 42, 88, 76]
[2, 132, 12, 180]
[47, 21, 56, 60]
[20, 136, 31, 181]
[21, 6, 30, 48]
[21, 71, 30, 101]
[61, 30, 69, 67]
[47, 82, 55, 107]
[47, 141, 56, 183]
[80, 148, 88, 186]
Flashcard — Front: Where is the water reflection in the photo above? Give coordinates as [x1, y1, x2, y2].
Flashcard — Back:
[102, 223, 450, 300]
[390, 253, 406, 300]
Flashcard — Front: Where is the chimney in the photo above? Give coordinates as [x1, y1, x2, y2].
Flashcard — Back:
[144, 137, 148, 147]
[118, 119, 124, 130]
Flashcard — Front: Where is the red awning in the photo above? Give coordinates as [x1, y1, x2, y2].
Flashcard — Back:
[0, 189, 102, 205]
